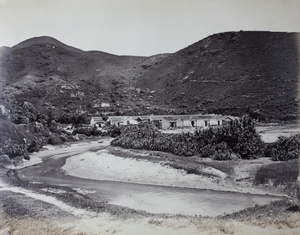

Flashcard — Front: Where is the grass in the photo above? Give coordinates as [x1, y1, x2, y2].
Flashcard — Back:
[165, 158, 237, 178]
[220, 199, 299, 223]
[253, 159, 299, 186]
[197, 160, 236, 176]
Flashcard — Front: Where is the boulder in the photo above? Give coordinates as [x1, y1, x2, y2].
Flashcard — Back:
[0, 154, 14, 169]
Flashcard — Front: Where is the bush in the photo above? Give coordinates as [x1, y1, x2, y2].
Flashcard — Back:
[108, 125, 122, 137]
[111, 116, 265, 159]
[269, 134, 300, 161]
[73, 126, 94, 136]
[212, 143, 240, 160]
[27, 139, 44, 153]
[199, 144, 216, 158]
[72, 124, 122, 137]
[47, 135, 64, 145]
[254, 160, 299, 186]
[195, 116, 265, 159]
[0, 143, 29, 159]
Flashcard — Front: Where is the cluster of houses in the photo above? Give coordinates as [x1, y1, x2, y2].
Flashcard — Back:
[90, 114, 239, 130]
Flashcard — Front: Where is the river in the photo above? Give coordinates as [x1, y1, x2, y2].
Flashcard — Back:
[17, 138, 284, 217]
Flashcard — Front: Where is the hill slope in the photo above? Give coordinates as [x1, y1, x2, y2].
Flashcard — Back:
[134, 31, 300, 120]
[0, 36, 166, 114]
[0, 32, 299, 121]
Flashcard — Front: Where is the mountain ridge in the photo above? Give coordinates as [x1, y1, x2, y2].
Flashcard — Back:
[0, 31, 299, 121]
[133, 31, 300, 120]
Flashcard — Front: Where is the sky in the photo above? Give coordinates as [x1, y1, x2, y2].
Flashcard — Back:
[1, 0, 300, 56]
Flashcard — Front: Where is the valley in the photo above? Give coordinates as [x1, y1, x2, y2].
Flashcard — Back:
[0, 31, 300, 234]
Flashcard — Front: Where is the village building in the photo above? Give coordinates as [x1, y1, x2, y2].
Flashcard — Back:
[89, 114, 240, 130]
[107, 116, 126, 126]
[222, 116, 238, 126]
[206, 115, 223, 127]
[136, 116, 151, 123]
[90, 116, 105, 127]
[149, 116, 163, 129]
[190, 115, 211, 128]
[181, 116, 192, 128]
[123, 117, 139, 125]
[160, 117, 180, 129]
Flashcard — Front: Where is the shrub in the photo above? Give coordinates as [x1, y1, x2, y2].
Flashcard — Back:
[269, 134, 300, 161]
[73, 126, 94, 136]
[199, 144, 216, 158]
[212, 143, 240, 161]
[254, 160, 299, 186]
[0, 143, 29, 159]
[195, 116, 265, 159]
[108, 125, 122, 137]
[27, 139, 44, 153]
[48, 135, 64, 145]
[111, 116, 265, 160]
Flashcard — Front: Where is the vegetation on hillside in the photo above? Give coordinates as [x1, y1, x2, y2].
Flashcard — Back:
[135, 31, 300, 121]
[1, 32, 299, 121]
[0, 97, 122, 160]
[0, 98, 86, 160]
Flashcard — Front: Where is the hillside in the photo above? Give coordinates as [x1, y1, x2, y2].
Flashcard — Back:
[0, 31, 299, 121]
[134, 31, 300, 121]
[0, 36, 170, 116]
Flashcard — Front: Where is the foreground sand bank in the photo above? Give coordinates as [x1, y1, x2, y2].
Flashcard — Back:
[1, 209, 300, 235]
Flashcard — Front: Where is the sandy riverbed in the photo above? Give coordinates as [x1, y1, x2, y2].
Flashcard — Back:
[60, 145, 286, 196]
[1, 136, 299, 234]
[62, 149, 229, 190]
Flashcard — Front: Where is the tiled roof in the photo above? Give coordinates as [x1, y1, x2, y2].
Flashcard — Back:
[109, 117, 125, 122]
[163, 117, 179, 121]
[91, 117, 104, 122]
[105, 114, 239, 123]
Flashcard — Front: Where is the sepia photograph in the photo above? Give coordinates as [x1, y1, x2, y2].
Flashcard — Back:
[0, 0, 300, 234]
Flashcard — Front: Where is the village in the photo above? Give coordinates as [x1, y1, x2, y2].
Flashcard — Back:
[90, 114, 240, 130]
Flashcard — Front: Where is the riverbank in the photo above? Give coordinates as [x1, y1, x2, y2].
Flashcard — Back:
[1, 198, 299, 235]
[15, 136, 297, 199]
[1, 136, 299, 234]
[61, 144, 294, 197]
[1, 164, 299, 235]
[14, 136, 296, 217]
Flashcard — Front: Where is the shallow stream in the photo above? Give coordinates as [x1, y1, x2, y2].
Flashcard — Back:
[18, 141, 283, 217]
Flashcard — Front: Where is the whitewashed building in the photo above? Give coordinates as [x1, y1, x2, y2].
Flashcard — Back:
[90, 116, 105, 126]
[90, 114, 240, 130]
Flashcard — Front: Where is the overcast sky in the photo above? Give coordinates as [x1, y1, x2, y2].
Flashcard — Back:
[1, 0, 300, 56]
